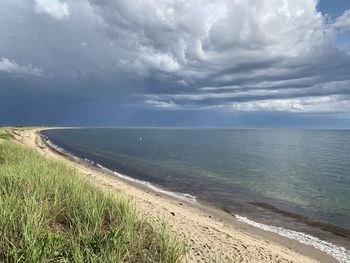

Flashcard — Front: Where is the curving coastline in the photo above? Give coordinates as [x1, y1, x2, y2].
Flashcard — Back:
[42, 133, 350, 263]
[13, 128, 344, 263]
[43, 135, 197, 203]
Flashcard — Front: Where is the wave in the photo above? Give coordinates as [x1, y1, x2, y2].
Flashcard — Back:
[42, 135, 197, 204]
[96, 163, 197, 203]
[235, 215, 350, 263]
[250, 202, 350, 239]
[44, 139, 81, 162]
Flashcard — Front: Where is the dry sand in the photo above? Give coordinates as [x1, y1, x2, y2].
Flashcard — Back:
[13, 128, 339, 263]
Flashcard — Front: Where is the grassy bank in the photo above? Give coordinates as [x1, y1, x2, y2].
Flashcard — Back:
[0, 128, 185, 262]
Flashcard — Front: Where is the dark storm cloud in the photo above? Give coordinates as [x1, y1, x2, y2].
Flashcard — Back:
[82, 0, 350, 113]
[1, 0, 350, 127]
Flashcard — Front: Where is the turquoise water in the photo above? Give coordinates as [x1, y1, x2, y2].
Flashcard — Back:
[41, 128, 350, 247]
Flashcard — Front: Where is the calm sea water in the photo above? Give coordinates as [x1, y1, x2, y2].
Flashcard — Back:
[41, 128, 350, 248]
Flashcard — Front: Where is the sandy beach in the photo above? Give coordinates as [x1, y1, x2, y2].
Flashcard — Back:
[13, 128, 339, 263]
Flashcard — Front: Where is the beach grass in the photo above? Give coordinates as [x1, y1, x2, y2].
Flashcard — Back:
[0, 128, 185, 262]
[0, 127, 13, 140]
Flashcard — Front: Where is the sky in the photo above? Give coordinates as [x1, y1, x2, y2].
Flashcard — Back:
[1, 0, 350, 128]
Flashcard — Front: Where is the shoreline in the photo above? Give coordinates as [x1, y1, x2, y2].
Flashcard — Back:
[14, 128, 343, 263]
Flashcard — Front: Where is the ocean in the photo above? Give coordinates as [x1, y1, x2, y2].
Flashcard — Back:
[41, 128, 350, 261]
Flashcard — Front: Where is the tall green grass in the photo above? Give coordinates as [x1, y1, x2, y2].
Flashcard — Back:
[0, 129, 185, 262]
[0, 128, 13, 140]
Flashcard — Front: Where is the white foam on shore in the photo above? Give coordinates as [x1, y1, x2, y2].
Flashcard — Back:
[44, 137, 197, 203]
[96, 164, 197, 203]
[235, 215, 350, 263]
[45, 139, 80, 161]
[42, 136, 196, 204]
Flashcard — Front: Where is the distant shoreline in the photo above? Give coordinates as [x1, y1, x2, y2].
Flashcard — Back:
[14, 127, 342, 263]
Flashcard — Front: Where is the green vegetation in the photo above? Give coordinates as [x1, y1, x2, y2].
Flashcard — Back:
[0, 128, 13, 140]
[0, 128, 185, 262]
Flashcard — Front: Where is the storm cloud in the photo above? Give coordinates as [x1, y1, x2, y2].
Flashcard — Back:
[1, 0, 350, 126]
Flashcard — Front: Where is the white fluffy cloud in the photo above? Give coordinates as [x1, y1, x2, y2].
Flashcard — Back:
[35, 0, 70, 20]
[86, 0, 350, 113]
[0, 57, 43, 76]
[144, 94, 350, 115]
[218, 95, 350, 113]
[89, 0, 327, 73]
[333, 9, 350, 30]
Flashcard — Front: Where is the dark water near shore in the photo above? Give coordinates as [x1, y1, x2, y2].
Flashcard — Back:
[41, 128, 350, 249]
